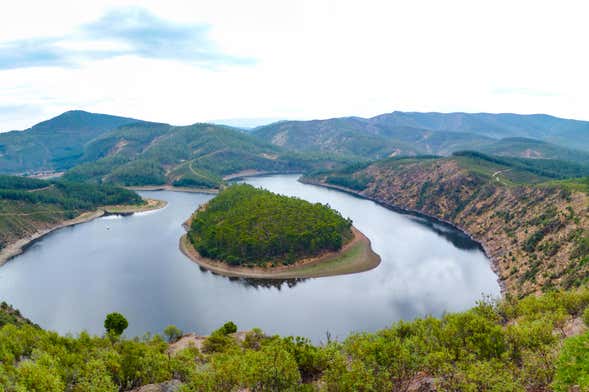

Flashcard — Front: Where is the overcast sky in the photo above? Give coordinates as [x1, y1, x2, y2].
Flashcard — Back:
[1, 0, 588, 130]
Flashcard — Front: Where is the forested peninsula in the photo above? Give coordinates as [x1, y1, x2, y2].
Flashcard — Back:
[181, 184, 380, 278]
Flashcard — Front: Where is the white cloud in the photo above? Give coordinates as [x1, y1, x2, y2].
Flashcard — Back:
[1, 0, 588, 130]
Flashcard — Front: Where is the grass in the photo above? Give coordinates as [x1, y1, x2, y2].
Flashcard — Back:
[283, 240, 371, 277]
[179, 228, 381, 279]
[102, 198, 167, 214]
[547, 177, 589, 194]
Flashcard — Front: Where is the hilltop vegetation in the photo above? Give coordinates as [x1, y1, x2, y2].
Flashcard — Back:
[252, 118, 492, 160]
[451, 151, 589, 182]
[253, 112, 589, 161]
[63, 122, 318, 188]
[0, 175, 142, 251]
[0, 111, 138, 174]
[4, 110, 589, 189]
[0, 301, 36, 329]
[305, 152, 589, 296]
[0, 288, 588, 390]
[478, 137, 589, 162]
[188, 184, 353, 266]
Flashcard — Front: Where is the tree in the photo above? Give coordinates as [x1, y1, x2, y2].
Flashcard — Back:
[220, 321, 237, 335]
[164, 325, 183, 343]
[104, 312, 128, 336]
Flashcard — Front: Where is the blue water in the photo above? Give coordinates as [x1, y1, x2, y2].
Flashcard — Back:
[0, 175, 499, 342]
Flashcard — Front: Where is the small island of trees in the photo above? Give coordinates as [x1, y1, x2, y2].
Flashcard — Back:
[187, 184, 354, 267]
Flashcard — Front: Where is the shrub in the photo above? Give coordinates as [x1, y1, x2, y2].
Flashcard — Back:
[220, 321, 237, 335]
[163, 325, 183, 343]
[553, 332, 589, 391]
[583, 307, 589, 327]
[104, 312, 128, 336]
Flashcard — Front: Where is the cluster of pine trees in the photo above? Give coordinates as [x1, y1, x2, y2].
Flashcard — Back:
[188, 184, 352, 266]
[0, 175, 142, 212]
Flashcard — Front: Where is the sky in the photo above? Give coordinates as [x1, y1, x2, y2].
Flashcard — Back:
[0, 0, 588, 130]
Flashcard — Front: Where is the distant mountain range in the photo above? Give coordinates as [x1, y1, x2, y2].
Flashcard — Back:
[1, 110, 588, 186]
[252, 111, 589, 161]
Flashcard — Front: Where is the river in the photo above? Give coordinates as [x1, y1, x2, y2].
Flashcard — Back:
[0, 174, 499, 342]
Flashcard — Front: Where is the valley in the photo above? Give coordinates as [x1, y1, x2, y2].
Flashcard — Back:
[1, 110, 589, 390]
[0, 175, 498, 340]
[3, 2, 589, 388]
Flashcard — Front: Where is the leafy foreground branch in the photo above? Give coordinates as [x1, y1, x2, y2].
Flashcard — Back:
[1, 290, 589, 391]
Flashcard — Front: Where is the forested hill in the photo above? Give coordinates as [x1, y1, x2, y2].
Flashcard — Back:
[477, 137, 589, 162]
[371, 111, 589, 144]
[0, 175, 142, 252]
[0, 110, 139, 174]
[3, 109, 589, 187]
[253, 112, 589, 160]
[304, 152, 589, 297]
[188, 184, 353, 266]
[62, 122, 317, 188]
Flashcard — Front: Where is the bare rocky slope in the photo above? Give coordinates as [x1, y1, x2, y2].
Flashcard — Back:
[305, 156, 589, 297]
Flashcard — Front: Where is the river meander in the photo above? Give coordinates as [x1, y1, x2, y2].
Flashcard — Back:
[0, 175, 499, 342]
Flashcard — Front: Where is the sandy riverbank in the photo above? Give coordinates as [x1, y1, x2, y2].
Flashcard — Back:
[0, 198, 167, 266]
[179, 226, 381, 279]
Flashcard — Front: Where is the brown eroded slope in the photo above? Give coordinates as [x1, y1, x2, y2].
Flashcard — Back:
[305, 157, 589, 296]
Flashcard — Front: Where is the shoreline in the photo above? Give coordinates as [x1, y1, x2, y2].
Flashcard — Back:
[179, 226, 381, 279]
[125, 185, 218, 194]
[299, 177, 506, 295]
[222, 170, 300, 181]
[125, 171, 302, 193]
[0, 198, 167, 266]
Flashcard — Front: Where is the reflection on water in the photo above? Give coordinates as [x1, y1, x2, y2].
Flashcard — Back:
[0, 175, 499, 342]
[237, 278, 307, 290]
[406, 216, 482, 252]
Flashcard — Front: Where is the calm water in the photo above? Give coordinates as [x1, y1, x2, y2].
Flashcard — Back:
[0, 175, 499, 342]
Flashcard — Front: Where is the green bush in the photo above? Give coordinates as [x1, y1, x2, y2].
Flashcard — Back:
[220, 321, 237, 335]
[163, 325, 183, 343]
[104, 312, 128, 336]
[553, 332, 589, 391]
[1, 289, 589, 390]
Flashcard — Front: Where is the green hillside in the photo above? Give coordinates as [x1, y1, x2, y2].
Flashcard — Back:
[253, 112, 589, 160]
[372, 111, 589, 150]
[0, 110, 139, 174]
[479, 137, 589, 162]
[64, 123, 313, 188]
[0, 289, 588, 390]
[252, 118, 495, 160]
[451, 151, 589, 184]
[0, 175, 142, 251]
[3, 110, 589, 188]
